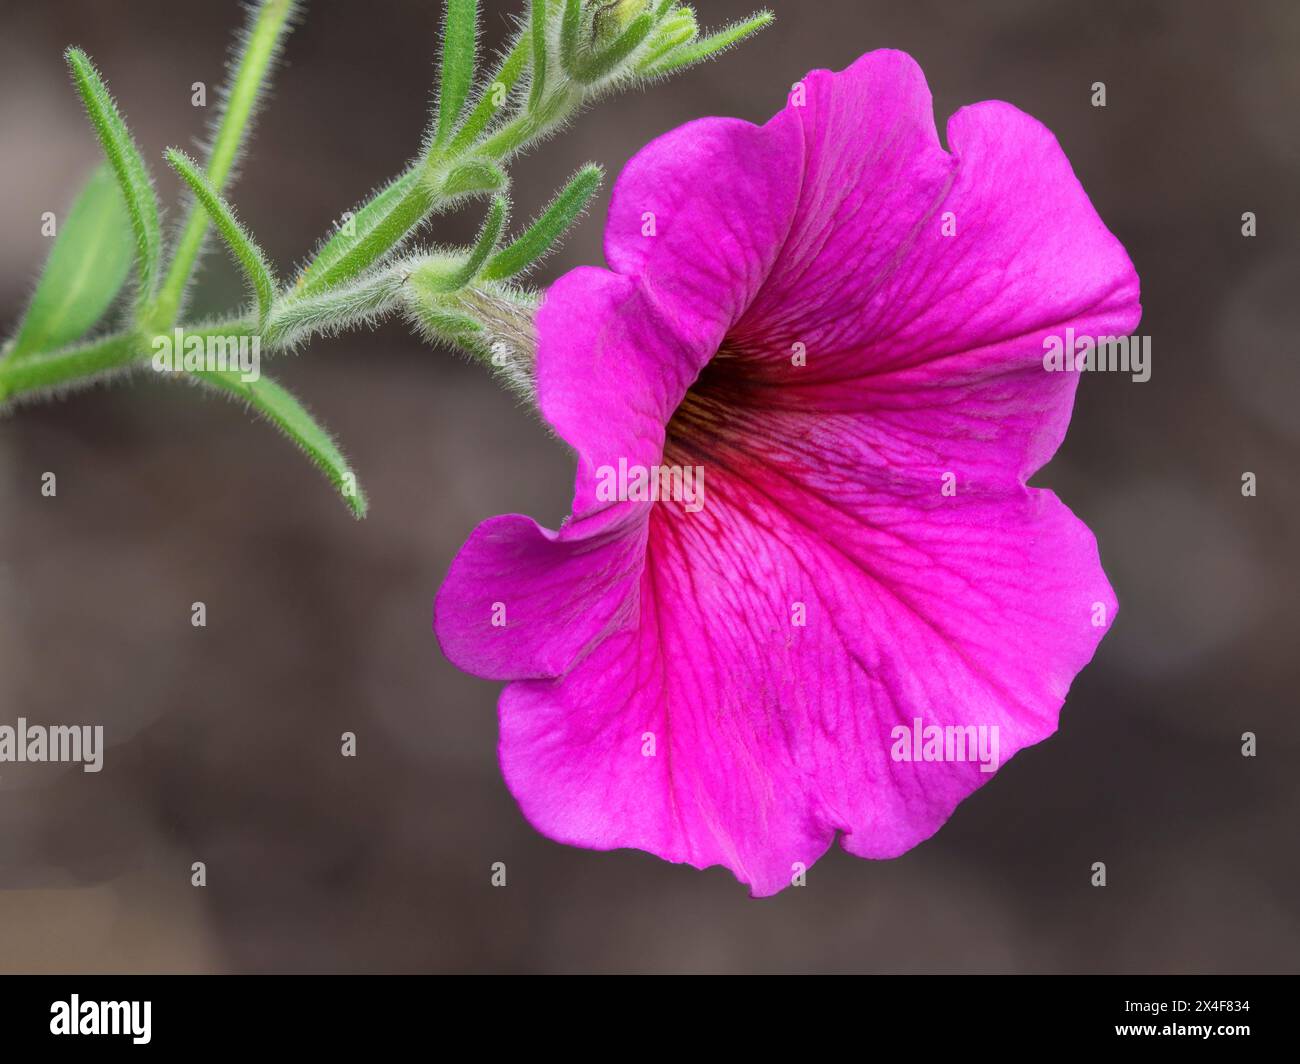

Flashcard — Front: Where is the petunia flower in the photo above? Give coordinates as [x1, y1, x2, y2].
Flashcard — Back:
[435, 49, 1141, 896]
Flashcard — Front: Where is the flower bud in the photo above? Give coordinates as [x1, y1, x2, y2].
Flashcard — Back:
[593, 0, 652, 45]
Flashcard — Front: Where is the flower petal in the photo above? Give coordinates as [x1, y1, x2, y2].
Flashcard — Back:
[498, 454, 1116, 895]
[433, 507, 646, 681]
[435, 263, 708, 683]
[604, 114, 803, 343]
[537, 269, 696, 517]
[731, 52, 1140, 479]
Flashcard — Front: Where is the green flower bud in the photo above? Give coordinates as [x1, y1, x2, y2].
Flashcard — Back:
[593, 0, 652, 45]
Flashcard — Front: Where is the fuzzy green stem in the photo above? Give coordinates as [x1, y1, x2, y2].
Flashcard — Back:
[0, 320, 249, 405]
[149, 0, 297, 330]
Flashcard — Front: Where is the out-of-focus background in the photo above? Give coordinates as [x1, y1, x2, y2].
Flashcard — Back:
[0, 0, 1296, 973]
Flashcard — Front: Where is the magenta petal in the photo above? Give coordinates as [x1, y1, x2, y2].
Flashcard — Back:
[434, 509, 646, 681]
[536, 269, 700, 518]
[603, 115, 803, 341]
[498, 474, 1116, 896]
[734, 51, 1141, 482]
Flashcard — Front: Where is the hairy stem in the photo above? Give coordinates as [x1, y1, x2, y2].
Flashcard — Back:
[149, 0, 297, 330]
[0, 320, 249, 405]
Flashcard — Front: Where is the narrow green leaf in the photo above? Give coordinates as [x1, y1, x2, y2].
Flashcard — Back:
[189, 369, 368, 518]
[450, 31, 531, 154]
[575, 12, 654, 82]
[415, 198, 507, 294]
[529, 0, 550, 111]
[166, 149, 276, 330]
[433, 0, 479, 150]
[483, 164, 601, 280]
[560, 0, 583, 77]
[642, 11, 772, 77]
[65, 48, 163, 311]
[641, 8, 699, 69]
[297, 168, 420, 292]
[7, 165, 132, 361]
[303, 179, 435, 295]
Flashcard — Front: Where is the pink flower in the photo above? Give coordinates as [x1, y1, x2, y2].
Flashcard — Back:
[435, 50, 1140, 895]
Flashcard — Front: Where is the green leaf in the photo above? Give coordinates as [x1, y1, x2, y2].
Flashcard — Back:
[642, 11, 773, 77]
[641, 7, 699, 68]
[302, 177, 435, 295]
[560, 0, 583, 77]
[483, 164, 601, 280]
[65, 48, 162, 312]
[296, 167, 420, 292]
[529, 0, 550, 111]
[166, 149, 276, 330]
[432, 0, 479, 151]
[450, 30, 531, 154]
[575, 12, 654, 82]
[7, 165, 132, 361]
[189, 369, 368, 518]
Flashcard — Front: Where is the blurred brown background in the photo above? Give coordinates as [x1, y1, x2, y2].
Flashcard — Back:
[1, 0, 1297, 973]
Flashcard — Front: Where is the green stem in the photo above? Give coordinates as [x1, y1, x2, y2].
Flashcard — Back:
[0, 321, 249, 405]
[149, 0, 297, 330]
[0, 333, 138, 402]
[478, 87, 577, 161]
